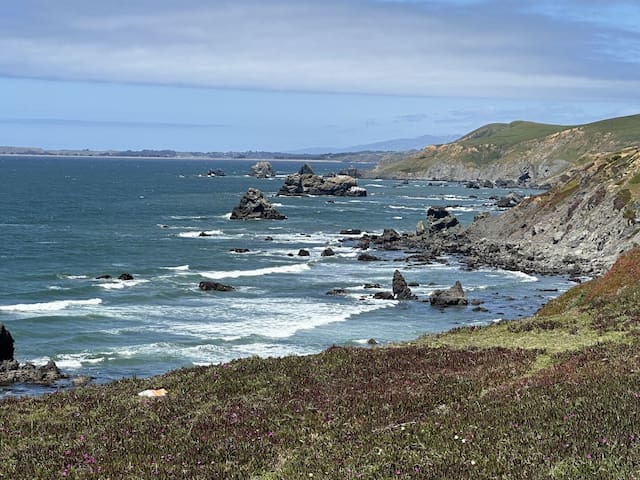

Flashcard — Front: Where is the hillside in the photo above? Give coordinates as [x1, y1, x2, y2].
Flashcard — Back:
[3, 248, 640, 478]
[458, 146, 640, 275]
[369, 114, 640, 183]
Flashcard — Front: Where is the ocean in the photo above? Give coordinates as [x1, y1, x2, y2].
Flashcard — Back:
[0, 156, 572, 396]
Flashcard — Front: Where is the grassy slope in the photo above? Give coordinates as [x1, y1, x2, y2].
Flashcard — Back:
[375, 113, 640, 176]
[3, 250, 640, 478]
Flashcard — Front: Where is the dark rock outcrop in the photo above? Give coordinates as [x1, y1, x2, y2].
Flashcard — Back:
[0, 324, 14, 362]
[425, 207, 460, 233]
[230, 188, 287, 220]
[496, 192, 524, 208]
[298, 249, 310, 257]
[199, 281, 235, 292]
[230, 248, 250, 253]
[340, 229, 362, 235]
[429, 281, 468, 306]
[278, 166, 367, 197]
[321, 248, 335, 257]
[205, 168, 225, 177]
[326, 288, 347, 296]
[250, 161, 276, 178]
[118, 273, 134, 281]
[392, 270, 417, 300]
[0, 359, 65, 385]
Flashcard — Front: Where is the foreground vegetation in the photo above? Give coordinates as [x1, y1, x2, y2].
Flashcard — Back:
[3, 250, 640, 478]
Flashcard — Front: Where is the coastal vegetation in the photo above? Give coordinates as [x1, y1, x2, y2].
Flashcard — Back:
[2, 247, 640, 478]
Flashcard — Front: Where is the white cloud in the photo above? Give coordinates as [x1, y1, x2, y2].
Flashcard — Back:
[0, 0, 638, 99]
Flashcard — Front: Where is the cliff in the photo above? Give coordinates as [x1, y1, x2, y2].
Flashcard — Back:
[369, 114, 640, 183]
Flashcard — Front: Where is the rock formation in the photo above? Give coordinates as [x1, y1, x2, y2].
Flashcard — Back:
[278, 165, 367, 197]
[430, 281, 468, 306]
[0, 324, 14, 362]
[230, 188, 286, 220]
[392, 270, 417, 300]
[250, 161, 276, 178]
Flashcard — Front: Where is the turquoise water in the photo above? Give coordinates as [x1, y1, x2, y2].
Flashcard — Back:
[0, 156, 571, 394]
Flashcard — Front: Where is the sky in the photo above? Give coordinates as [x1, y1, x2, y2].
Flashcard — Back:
[0, 0, 639, 152]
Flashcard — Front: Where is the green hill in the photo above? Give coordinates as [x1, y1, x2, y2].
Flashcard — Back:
[370, 114, 640, 182]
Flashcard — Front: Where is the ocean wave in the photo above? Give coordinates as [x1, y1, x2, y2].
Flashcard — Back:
[503, 270, 539, 283]
[98, 279, 150, 290]
[0, 298, 103, 313]
[177, 230, 224, 238]
[200, 263, 311, 280]
[364, 184, 385, 188]
[163, 265, 190, 271]
[388, 205, 424, 211]
[60, 274, 89, 280]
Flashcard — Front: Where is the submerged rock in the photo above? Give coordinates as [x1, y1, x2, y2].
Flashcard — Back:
[118, 273, 134, 281]
[230, 188, 287, 220]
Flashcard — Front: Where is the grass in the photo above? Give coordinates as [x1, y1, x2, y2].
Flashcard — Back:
[3, 249, 640, 478]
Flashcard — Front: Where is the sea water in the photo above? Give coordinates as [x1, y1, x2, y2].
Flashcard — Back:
[0, 156, 572, 396]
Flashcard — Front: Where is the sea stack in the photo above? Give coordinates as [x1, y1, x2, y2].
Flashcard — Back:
[230, 188, 287, 220]
[250, 161, 276, 178]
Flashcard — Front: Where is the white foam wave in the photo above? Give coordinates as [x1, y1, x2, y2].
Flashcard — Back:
[62, 274, 88, 280]
[448, 206, 475, 212]
[364, 184, 385, 188]
[388, 205, 424, 211]
[178, 230, 223, 238]
[99, 279, 150, 290]
[163, 297, 392, 341]
[504, 270, 539, 283]
[200, 263, 311, 280]
[392, 216, 403, 220]
[169, 215, 208, 220]
[220, 213, 232, 220]
[0, 298, 102, 313]
[163, 265, 190, 271]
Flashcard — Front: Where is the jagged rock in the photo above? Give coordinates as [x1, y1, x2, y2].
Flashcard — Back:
[230, 248, 250, 253]
[230, 188, 287, 220]
[118, 273, 134, 281]
[198, 281, 235, 292]
[95, 274, 112, 279]
[416, 220, 426, 236]
[367, 338, 378, 345]
[0, 359, 65, 385]
[358, 253, 380, 261]
[465, 181, 480, 189]
[381, 229, 401, 243]
[0, 324, 14, 362]
[426, 207, 460, 232]
[298, 249, 310, 257]
[392, 270, 417, 300]
[277, 168, 367, 197]
[250, 161, 276, 178]
[496, 192, 524, 208]
[199, 231, 213, 237]
[338, 167, 362, 178]
[429, 281, 468, 306]
[358, 238, 371, 250]
[340, 229, 362, 235]
[321, 248, 335, 257]
[363, 283, 381, 289]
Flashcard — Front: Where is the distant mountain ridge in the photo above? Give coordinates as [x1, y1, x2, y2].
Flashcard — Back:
[369, 114, 640, 183]
[291, 134, 459, 154]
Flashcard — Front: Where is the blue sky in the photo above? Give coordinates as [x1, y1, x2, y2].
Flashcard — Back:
[0, 0, 639, 152]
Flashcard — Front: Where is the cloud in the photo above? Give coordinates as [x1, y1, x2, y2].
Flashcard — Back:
[0, 0, 638, 100]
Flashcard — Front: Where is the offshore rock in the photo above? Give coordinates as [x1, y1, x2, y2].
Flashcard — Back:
[430, 281, 469, 306]
[392, 270, 417, 300]
[230, 188, 286, 220]
[199, 281, 235, 292]
[278, 166, 367, 197]
[426, 207, 460, 233]
[118, 273, 134, 281]
[496, 192, 524, 208]
[250, 161, 276, 178]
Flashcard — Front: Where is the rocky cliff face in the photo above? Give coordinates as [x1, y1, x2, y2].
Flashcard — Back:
[460, 147, 640, 275]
